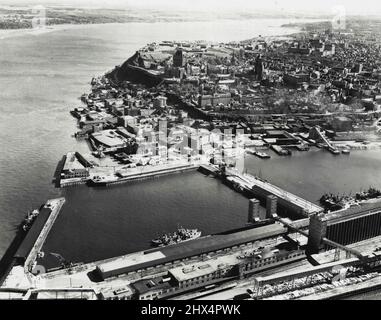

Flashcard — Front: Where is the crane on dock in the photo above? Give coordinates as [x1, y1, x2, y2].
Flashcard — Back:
[312, 126, 335, 150]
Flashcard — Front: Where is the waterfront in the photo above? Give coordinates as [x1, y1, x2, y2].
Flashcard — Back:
[31, 148, 381, 268]
[39, 171, 252, 267]
[244, 148, 381, 204]
[0, 18, 303, 258]
[2, 19, 381, 269]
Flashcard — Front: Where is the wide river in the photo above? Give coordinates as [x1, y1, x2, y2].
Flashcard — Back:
[1, 19, 381, 270]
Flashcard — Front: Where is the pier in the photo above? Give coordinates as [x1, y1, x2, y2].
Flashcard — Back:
[89, 163, 199, 187]
[224, 168, 322, 217]
[198, 165, 322, 218]
[15, 198, 66, 273]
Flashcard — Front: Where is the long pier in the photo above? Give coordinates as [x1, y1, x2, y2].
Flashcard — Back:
[23, 198, 66, 273]
[225, 168, 322, 217]
[90, 163, 198, 187]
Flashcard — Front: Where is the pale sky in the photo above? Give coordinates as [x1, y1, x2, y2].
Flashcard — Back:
[2, 0, 381, 16]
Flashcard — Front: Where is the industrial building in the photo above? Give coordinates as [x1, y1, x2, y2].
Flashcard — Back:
[308, 202, 381, 253]
[120, 237, 304, 300]
[95, 223, 288, 281]
[60, 152, 91, 180]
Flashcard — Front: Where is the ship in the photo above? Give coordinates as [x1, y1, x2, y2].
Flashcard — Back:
[21, 209, 40, 232]
[89, 175, 118, 186]
[319, 187, 381, 212]
[151, 227, 201, 247]
[246, 149, 271, 159]
[253, 151, 271, 159]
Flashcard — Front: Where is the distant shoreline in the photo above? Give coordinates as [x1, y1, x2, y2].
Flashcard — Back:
[0, 18, 320, 41]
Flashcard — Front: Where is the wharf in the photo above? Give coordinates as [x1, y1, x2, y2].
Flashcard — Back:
[1, 198, 66, 292]
[90, 163, 198, 186]
[19, 198, 65, 273]
[197, 164, 321, 217]
[225, 168, 322, 217]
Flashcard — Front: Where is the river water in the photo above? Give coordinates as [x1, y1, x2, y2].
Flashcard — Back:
[1, 19, 381, 270]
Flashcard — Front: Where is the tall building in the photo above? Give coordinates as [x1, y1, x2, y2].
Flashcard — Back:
[248, 198, 261, 223]
[254, 54, 264, 81]
[266, 195, 277, 219]
[173, 48, 186, 68]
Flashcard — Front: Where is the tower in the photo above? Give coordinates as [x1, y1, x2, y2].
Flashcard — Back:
[266, 195, 277, 219]
[307, 212, 327, 254]
[248, 198, 261, 224]
[254, 54, 263, 81]
[173, 48, 186, 68]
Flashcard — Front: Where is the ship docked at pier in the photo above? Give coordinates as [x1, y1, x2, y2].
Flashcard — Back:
[246, 149, 271, 159]
[151, 227, 202, 247]
[319, 187, 381, 212]
[21, 209, 40, 232]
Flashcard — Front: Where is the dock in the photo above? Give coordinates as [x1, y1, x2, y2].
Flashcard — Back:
[15, 198, 66, 273]
[198, 165, 322, 218]
[90, 163, 198, 186]
[225, 168, 322, 217]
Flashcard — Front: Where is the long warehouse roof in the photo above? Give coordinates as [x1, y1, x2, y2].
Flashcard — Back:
[14, 207, 52, 261]
[96, 223, 287, 279]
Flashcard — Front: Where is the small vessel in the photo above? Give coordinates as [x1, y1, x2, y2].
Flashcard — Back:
[328, 147, 340, 155]
[22, 209, 40, 231]
[151, 227, 201, 247]
[90, 175, 117, 186]
[254, 151, 271, 159]
[271, 145, 292, 156]
[342, 149, 350, 155]
[247, 149, 271, 159]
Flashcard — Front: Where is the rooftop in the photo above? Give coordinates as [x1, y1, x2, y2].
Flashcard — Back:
[91, 130, 128, 148]
[96, 251, 165, 274]
[169, 259, 228, 282]
[95, 223, 287, 279]
[62, 152, 85, 172]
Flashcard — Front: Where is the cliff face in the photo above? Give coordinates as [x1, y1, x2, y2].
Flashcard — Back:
[107, 52, 162, 87]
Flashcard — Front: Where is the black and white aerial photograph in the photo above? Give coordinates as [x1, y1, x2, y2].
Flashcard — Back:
[1, 0, 381, 311]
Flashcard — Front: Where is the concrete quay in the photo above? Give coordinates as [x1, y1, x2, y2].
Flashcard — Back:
[225, 168, 322, 217]
[92, 163, 199, 186]
[24, 198, 66, 273]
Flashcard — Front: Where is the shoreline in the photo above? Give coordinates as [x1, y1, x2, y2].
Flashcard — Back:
[0, 17, 323, 41]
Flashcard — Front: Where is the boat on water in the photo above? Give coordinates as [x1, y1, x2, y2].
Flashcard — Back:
[90, 175, 118, 186]
[271, 145, 292, 156]
[254, 151, 271, 159]
[151, 227, 201, 247]
[319, 187, 381, 212]
[328, 147, 340, 155]
[342, 149, 350, 155]
[22, 209, 40, 231]
[246, 149, 271, 159]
